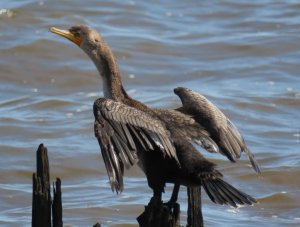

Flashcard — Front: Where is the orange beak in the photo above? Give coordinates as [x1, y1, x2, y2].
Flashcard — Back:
[50, 27, 82, 46]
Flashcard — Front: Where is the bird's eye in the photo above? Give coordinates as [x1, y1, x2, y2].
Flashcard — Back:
[73, 31, 81, 37]
[69, 28, 81, 37]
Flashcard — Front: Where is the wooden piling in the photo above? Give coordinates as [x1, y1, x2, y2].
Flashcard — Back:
[187, 187, 203, 227]
[32, 144, 51, 227]
[137, 196, 180, 227]
[137, 187, 204, 227]
[31, 143, 102, 227]
[52, 178, 63, 227]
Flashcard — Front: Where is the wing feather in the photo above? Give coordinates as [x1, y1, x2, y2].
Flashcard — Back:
[93, 98, 178, 193]
[174, 87, 260, 173]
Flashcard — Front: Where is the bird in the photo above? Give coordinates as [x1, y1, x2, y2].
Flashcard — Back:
[50, 25, 260, 208]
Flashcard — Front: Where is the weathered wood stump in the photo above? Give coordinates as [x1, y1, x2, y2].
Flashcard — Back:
[137, 196, 181, 227]
[32, 143, 51, 227]
[32, 144, 101, 227]
[187, 187, 203, 227]
[32, 144, 64, 227]
[31, 144, 64, 227]
[52, 178, 63, 227]
[137, 187, 204, 227]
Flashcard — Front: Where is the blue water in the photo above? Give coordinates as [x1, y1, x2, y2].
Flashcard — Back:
[0, 0, 300, 226]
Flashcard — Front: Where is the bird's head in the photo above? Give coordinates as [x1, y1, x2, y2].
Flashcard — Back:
[50, 25, 111, 63]
[50, 25, 123, 99]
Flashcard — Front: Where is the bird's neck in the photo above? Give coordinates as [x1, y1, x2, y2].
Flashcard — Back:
[101, 65, 148, 109]
[101, 66, 127, 101]
[91, 46, 150, 111]
[91, 49, 128, 102]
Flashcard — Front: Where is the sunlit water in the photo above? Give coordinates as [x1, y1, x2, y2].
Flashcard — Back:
[1, 0, 300, 226]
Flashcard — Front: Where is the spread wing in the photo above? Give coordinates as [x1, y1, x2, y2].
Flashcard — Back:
[93, 98, 178, 193]
[156, 109, 220, 154]
[174, 87, 260, 173]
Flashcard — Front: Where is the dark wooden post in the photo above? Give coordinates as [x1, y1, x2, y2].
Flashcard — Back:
[32, 144, 52, 227]
[187, 187, 203, 227]
[52, 178, 63, 227]
[137, 187, 204, 227]
[31, 143, 102, 226]
[137, 197, 180, 227]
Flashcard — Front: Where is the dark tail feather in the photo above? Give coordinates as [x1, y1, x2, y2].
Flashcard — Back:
[201, 177, 256, 207]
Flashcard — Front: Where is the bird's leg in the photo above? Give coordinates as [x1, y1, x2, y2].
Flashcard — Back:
[164, 183, 180, 209]
[169, 183, 180, 204]
[153, 188, 163, 201]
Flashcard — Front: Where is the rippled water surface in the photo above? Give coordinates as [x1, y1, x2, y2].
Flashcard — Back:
[1, 0, 300, 226]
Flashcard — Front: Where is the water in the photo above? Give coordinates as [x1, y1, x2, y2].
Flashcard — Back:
[1, 0, 300, 226]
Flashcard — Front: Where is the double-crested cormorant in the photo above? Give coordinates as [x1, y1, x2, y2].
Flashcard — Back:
[50, 25, 260, 208]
